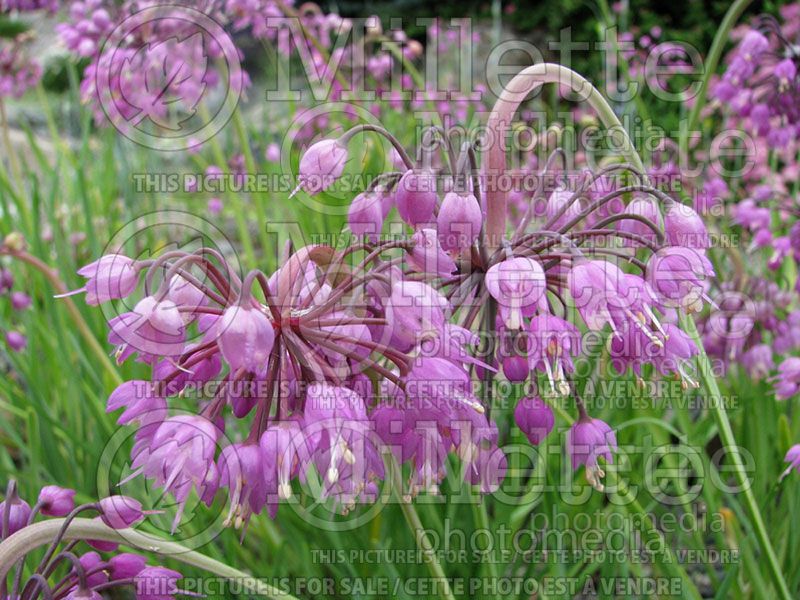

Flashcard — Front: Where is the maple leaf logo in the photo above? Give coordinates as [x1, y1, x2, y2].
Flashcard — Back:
[119, 32, 208, 131]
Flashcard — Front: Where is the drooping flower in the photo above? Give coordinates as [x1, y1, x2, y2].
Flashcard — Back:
[295, 138, 349, 195]
[646, 246, 715, 312]
[98, 495, 145, 529]
[407, 228, 456, 277]
[485, 256, 545, 329]
[663, 203, 710, 250]
[348, 191, 384, 242]
[70, 254, 140, 305]
[217, 304, 275, 373]
[437, 191, 482, 254]
[514, 396, 555, 445]
[395, 169, 438, 227]
[566, 416, 617, 491]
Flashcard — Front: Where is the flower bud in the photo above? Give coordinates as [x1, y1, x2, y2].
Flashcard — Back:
[38, 485, 76, 516]
[514, 396, 554, 444]
[295, 138, 348, 195]
[395, 169, 437, 227]
[98, 495, 145, 529]
[437, 191, 482, 253]
[348, 191, 384, 242]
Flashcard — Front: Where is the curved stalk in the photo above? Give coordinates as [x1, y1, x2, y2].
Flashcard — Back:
[483, 62, 644, 253]
[0, 518, 300, 600]
[679, 313, 792, 600]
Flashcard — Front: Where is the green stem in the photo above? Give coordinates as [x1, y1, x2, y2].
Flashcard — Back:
[198, 104, 257, 267]
[0, 518, 298, 600]
[231, 110, 274, 256]
[388, 456, 456, 600]
[681, 0, 754, 148]
[680, 312, 792, 600]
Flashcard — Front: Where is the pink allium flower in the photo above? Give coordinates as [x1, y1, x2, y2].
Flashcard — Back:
[134, 567, 184, 600]
[207, 197, 223, 215]
[774, 357, 800, 400]
[108, 296, 186, 361]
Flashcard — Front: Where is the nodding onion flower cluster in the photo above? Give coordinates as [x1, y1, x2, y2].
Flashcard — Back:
[0, 481, 188, 600]
[67, 95, 712, 526]
[712, 6, 800, 148]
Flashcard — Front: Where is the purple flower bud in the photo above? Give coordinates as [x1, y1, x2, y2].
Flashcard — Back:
[77, 552, 108, 588]
[348, 191, 384, 242]
[514, 396, 554, 444]
[0, 493, 31, 536]
[407, 228, 456, 277]
[5, 330, 26, 352]
[616, 196, 662, 245]
[395, 169, 437, 226]
[567, 416, 617, 489]
[265, 143, 281, 162]
[217, 305, 275, 373]
[109, 553, 147, 580]
[10, 291, 31, 311]
[437, 191, 482, 254]
[134, 566, 183, 600]
[98, 495, 145, 529]
[485, 257, 545, 329]
[0, 268, 13, 292]
[502, 356, 528, 382]
[38, 485, 76, 516]
[664, 203, 710, 250]
[296, 138, 348, 195]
